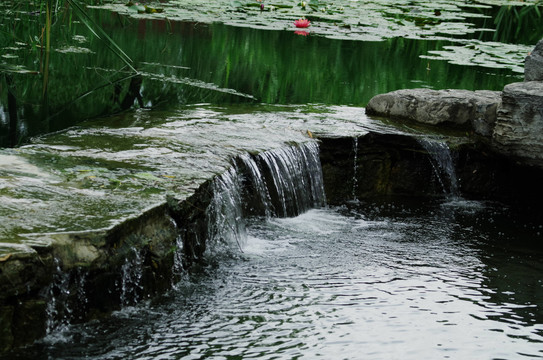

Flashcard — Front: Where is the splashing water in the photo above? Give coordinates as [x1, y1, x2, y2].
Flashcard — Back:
[203, 142, 326, 254]
[119, 248, 144, 306]
[352, 137, 359, 202]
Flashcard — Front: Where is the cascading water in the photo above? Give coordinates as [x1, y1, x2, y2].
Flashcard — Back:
[352, 137, 359, 202]
[119, 248, 144, 306]
[238, 153, 273, 218]
[44, 259, 89, 340]
[255, 142, 326, 217]
[45, 259, 73, 336]
[202, 141, 326, 252]
[418, 138, 459, 197]
[206, 165, 247, 252]
[27, 141, 328, 350]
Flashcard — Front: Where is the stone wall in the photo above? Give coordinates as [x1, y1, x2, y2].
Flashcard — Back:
[492, 81, 543, 167]
[319, 134, 441, 204]
[0, 204, 180, 353]
[365, 89, 501, 137]
[319, 133, 543, 208]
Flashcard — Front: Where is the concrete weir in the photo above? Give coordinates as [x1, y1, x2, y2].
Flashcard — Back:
[1, 104, 543, 353]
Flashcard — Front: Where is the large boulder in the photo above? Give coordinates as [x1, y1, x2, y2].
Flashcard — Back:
[492, 81, 543, 167]
[365, 88, 501, 137]
[525, 39, 543, 81]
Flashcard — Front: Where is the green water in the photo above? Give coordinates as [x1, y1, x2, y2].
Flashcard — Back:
[2, 0, 539, 147]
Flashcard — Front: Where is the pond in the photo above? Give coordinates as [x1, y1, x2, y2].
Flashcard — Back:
[5, 198, 543, 359]
[1, 1, 543, 358]
[2, 0, 540, 146]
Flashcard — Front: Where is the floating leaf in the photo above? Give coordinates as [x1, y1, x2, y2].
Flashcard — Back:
[144, 6, 164, 14]
[0, 253, 12, 262]
[128, 4, 145, 12]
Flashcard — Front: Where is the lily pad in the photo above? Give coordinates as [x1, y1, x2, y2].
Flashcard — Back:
[91, 0, 541, 74]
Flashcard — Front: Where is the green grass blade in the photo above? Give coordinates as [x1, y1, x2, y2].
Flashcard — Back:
[66, 0, 138, 74]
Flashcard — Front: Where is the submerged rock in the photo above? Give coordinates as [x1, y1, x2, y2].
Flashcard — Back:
[493, 81, 543, 167]
[525, 39, 543, 81]
[365, 88, 501, 137]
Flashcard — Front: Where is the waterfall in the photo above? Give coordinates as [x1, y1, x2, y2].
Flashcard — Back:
[44, 259, 89, 339]
[238, 153, 273, 218]
[203, 142, 326, 251]
[119, 248, 144, 306]
[419, 139, 459, 197]
[206, 165, 247, 252]
[352, 137, 359, 202]
[45, 259, 72, 335]
[256, 142, 326, 217]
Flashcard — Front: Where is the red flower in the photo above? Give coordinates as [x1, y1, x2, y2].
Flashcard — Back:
[294, 18, 311, 28]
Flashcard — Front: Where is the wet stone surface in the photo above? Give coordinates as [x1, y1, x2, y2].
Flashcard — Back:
[0, 104, 402, 254]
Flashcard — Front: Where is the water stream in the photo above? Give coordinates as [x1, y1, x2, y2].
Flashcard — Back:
[418, 138, 459, 197]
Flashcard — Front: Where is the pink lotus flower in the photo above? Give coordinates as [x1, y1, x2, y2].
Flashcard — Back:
[294, 18, 311, 28]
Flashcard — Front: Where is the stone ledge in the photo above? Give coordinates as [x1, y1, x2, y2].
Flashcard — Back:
[493, 81, 543, 167]
[525, 39, 543, 81]
[365, 88, 501, 137]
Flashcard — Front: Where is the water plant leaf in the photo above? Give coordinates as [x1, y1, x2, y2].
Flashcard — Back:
[0, 63, 39, 75]
[0, 253, 12, 262]
[420, 41, 532, 73]
[91, 0, 541, 73]
[140, 70, 257, 100]
[144, 6, 164, 14]
[127, 4, 146, 12]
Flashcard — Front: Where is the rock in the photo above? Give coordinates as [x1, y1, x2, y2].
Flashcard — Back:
[525, 39, 543, 81]
[365, 88, 501, 137]
[319, 134, 448, 204]
[0, 306, 14, 353]
[492, 81, 543, 167]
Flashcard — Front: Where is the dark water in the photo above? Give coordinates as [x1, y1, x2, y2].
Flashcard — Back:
[8, 198, 543, 359]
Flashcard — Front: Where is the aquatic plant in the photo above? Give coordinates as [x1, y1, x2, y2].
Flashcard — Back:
[0, 0, 138, 146]
[492, 4, 542, 44]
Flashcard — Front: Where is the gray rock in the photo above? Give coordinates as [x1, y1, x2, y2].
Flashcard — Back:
[525, 39, 543, 81]
[365, 88, 501, 136]
[493, 81, 543, 167]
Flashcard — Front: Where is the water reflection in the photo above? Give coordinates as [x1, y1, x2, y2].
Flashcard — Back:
[1, 7, 521, 147]
[6, 199, 542, 359]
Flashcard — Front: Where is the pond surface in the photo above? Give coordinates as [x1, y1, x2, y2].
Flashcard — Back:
[6, 198, 542, 359]
[2, 0, 538, 146]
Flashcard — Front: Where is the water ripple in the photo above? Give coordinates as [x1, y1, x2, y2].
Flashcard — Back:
[9, 202, 543, 360]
